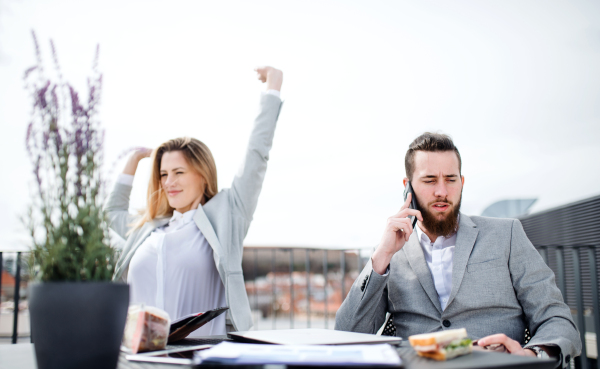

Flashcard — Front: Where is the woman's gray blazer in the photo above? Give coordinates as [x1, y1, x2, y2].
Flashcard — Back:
[104, 94, 283, 332]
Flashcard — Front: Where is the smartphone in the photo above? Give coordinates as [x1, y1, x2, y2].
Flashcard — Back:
[403, 181, 419, 228]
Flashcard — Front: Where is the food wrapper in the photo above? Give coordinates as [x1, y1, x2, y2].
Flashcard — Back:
[122, 304, 171, 354]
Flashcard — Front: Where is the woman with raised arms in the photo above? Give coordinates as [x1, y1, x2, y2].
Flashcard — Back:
[105, 67, 284, 336]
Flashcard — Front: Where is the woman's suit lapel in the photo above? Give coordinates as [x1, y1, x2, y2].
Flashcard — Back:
[193, 206, 223, 270]
[114, 218, 169, 281]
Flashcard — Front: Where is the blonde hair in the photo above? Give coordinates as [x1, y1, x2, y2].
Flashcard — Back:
[132, 137, 218, 230]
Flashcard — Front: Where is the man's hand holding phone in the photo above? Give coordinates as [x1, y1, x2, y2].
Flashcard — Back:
[371, 193, 423, 275]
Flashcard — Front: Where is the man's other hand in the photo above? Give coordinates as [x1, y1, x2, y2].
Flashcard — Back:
[477, 334, 536, 357]
[371, 193, 423, 275]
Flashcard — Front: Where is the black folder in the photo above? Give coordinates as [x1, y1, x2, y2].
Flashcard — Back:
[167, 306, 229, 343]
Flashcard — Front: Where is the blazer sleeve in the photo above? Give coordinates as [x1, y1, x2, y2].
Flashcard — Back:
[335, 258, 389, 334]
[229, 93, 283, 229]
[508, 219, 581, 367]
[104, 182, 136, 240]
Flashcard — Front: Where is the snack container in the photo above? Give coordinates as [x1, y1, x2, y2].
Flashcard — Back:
[122, 304, 171, 354]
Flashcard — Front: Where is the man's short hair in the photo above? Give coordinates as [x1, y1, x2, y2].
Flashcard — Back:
[405, 132, 462, 181]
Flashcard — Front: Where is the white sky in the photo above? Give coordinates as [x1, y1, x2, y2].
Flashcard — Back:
[1, 0, 599, 251]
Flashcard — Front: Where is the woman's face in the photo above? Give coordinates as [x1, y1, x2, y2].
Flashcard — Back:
[160, 150, 205, 213]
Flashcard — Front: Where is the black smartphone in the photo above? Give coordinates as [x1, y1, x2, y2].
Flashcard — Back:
[403, 181, 419, 228]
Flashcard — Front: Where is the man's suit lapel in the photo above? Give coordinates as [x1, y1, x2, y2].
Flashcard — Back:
[402, 233, 443, 314]
[446, 214, 479, 309]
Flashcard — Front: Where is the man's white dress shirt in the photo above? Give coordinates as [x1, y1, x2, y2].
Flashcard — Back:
[415, 223, 456, 311]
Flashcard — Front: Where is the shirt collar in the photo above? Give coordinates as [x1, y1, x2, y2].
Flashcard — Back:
[169, 209, 197, 225]
[415, 214, 460, 247]
[415, 222, 427, 244]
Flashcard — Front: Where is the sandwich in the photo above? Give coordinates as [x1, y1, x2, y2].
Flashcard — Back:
[122, 305, 170, 353]
[408, 328, 473, 361]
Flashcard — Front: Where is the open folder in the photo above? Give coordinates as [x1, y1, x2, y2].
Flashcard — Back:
[168, 306, 229, 343]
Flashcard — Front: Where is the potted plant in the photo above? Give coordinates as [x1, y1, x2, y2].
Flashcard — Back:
[24, 31, 129, 369]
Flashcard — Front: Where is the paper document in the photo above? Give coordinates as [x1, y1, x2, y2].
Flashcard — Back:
[194, 341, 402, 366]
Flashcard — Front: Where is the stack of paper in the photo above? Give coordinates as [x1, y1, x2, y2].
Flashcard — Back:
[194, 341, 402, 366]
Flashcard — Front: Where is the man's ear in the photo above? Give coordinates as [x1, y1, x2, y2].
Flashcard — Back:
[461, 175, 465, 186]
[403, 178, 409, 187]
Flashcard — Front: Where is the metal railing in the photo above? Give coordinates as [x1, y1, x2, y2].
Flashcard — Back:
[0, 247, 367, 343]
[3, 242, 598, 369]
[0, 251, 26, 344]
[242, 247, 366, 330]
[536, 245, 600, 369]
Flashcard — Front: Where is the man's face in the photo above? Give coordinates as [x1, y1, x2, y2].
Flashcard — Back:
[404, 150, 464, 237]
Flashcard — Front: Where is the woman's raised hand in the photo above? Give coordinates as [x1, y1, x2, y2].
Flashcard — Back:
[132, 147, 153, 161]
[255, 66, 283, 92]
[123, 147, 153, 176]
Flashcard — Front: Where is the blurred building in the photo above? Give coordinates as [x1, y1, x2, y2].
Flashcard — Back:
[242, 248, 363, 320]
[481, 199, 537, 218]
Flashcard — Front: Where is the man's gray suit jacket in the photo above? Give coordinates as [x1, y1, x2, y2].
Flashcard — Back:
[335, 214, 581, 367]
[105, 93, 283, 333]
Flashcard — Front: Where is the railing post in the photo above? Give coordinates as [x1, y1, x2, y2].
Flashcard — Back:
[0, 252, 3, 341]
[306, 249, 310, 328]
[323, 249, 328, 329]
[555, 247, 567, 301]
[271, 248, 276, 330]
[0, 252, 3, 306]
[12, 252, 21, 344]
[254, 248, 258, 330]
[289, 249, 294, 329]
[539, 246, 548, 265]
[571, 247, 588, 369]
[588, 246, 600, 363]
[341, 251, 346, 301]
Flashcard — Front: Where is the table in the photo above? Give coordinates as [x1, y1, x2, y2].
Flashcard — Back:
[0, 342, 556, 369]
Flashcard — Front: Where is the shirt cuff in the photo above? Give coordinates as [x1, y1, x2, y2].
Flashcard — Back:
[373, 265, 390, 277]
[116, 173, 134, 186]
[263, 90, 281, 99]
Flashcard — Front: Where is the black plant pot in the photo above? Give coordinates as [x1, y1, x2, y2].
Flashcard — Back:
[29, 282, 129, 369]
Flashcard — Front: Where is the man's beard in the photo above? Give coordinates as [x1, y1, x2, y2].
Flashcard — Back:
[418, 193, 462, 238]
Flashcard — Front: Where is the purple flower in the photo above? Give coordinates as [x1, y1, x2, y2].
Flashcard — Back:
[24, 31, 110, 280]
[68, 85, 82, 117]
[36, 80, 51, 109]
[25, 122, 34, 156]
[34, 156, 42, 189]
[24, 66, 37, 79]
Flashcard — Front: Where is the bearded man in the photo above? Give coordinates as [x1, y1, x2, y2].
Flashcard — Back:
[335, 132, 580, 368]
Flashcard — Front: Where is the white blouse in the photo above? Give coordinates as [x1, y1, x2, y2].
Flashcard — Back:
[128, 208, 227, 337]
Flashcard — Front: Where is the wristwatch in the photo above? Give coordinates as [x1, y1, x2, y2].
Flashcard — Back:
[527, 346, 550, 359]
[527, 346, 563, 369]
